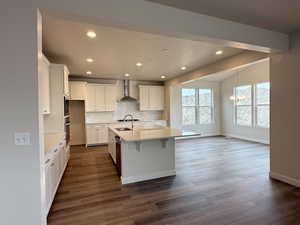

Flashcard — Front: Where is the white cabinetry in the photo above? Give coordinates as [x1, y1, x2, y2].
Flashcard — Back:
[139, 86, 164, 111]
[86, 84, 116, 112]
[86, 124, 109, 145]
[40, 54, 51, 114]
[44, 140, 70, 215]
[86, 84, 96, 112]
[105, 85, 117, 111]
[44, 64, 70, 133]
[64, 66, 70, 98]
[69, 81, 87, 100]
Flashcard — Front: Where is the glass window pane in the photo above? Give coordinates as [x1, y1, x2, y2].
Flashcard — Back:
[236, 85, 252, 105]
[236, 106, 252, 126]
[257, 105, 270, 128]
[199, 107, 212, 124]
[199, 89, 212, 106]
[182, 106, 196, 125]
[182, 88, 196, 106]
[256, 82, 270, 105]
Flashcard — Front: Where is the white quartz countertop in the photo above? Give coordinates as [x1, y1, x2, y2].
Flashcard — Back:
[108, 124, 199, 142]
[44, 132, 65, 154]
[86, 120, 166, 125]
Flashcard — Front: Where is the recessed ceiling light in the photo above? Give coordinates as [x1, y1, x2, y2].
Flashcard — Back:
[124, 73, 130, 77]
[136, 62, 142, 67]
[181, 66, 187, 71]
[216, 50, 223, 55]
[86, 31, 96, 38]
[86, 71, 92, 75]
[86, 58, 94, 63]
[161, 75, 166, 79]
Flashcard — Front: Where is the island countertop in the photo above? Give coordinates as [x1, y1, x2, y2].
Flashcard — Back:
[108, 124, 199, 142]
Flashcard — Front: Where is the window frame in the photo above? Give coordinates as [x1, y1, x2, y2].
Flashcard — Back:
[181, 88, 214, 126]
[254, 82, 270, 128]
[181, 88, 197, 125]
[198, 88, 214, 125]
[234, 84, 253, 127]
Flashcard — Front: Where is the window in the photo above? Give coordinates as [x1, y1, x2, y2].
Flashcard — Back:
[199, 89, 213, 124]
[235, 85, 252, 126]
[182, 88, 196, 125]
[255, 82, 270, 128]
[182, 88, 213, 125]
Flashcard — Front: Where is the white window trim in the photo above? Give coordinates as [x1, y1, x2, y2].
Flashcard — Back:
[234, 85, 253, 128]
[181, 88, 214, 126]
[233, 82, 270, 129]
[254, 82, 270, 128]
[198, 88, 215, 125]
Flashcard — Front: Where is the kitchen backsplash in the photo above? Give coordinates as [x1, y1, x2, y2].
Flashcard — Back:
[85, 101, 163, 123]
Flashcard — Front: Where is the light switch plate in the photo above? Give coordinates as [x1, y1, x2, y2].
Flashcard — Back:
[14, 132, 31, 146]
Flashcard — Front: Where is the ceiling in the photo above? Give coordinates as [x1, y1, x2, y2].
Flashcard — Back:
[42, 14, 243, 81]
[148, 0, 300, 33]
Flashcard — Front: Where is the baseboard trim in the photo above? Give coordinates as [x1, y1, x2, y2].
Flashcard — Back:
[270, 171, 300, 188]
[176, 133, 221, 140]
[121, 170, 176, 184]
[224, 133, 269, 145]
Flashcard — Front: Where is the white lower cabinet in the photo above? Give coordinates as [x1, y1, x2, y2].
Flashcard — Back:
[45, 159, 52, 210]
[86, 124, 109, 145]
[45, 141, 70, 215]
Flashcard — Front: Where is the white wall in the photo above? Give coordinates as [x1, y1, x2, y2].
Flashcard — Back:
[270, 31, 300, 187]
[221, 59, 270, 144]
[0, 5, 46, 225]
[170, 80, 222, 137]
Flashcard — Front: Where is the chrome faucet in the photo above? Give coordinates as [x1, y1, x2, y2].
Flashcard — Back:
[123, 114, 134, 130]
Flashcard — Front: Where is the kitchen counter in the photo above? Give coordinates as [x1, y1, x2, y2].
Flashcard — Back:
[44, 132, 65, 154]
[85, 120, 167, 125]
[108, 124, 199, 142]
[107, 124, 200, 184]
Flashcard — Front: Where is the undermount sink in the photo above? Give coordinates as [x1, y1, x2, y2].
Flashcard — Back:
[115, 127, 132, 131]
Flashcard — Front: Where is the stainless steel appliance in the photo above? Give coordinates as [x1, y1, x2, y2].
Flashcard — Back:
[119, 80, 137, 102]
[64, 115, 70, 145]
[115, 136, 121, 177]
[64, 97, 70, 117]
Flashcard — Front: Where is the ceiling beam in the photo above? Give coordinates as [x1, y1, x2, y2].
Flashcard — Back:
[40, 0, 289, 53]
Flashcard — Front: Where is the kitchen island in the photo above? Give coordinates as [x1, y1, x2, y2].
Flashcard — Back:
[108, 124, 199, 184]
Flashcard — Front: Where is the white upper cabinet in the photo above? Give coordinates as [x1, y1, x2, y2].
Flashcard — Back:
[86, 84, 96, 112]
[149, 86, 164, 110]
[139, 86, 149, 111]
[63, 66, 70, 98]
[139, 85, 164, 111]
[86, 84, 116, 112]
[69, 81, 87, 100]
[105, 85, 117, 111]
[95, 85, 106, 111]
[40, 54, 51, 114]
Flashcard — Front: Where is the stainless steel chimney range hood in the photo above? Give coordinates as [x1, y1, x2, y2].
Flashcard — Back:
[119, 80, 137, 102]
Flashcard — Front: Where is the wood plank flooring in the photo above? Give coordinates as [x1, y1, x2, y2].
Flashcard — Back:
[47, 137, 300, 225]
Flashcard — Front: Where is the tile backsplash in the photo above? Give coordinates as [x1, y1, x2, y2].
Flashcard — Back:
[86, 101, 163, 123]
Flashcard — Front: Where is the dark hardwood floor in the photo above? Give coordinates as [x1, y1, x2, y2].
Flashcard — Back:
[48, 137, 300, 225]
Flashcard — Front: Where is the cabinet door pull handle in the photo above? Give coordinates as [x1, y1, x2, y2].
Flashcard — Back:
[45, 159, 50, 164]
[50, 163, 55, 167]
[54, 149, 58, 152]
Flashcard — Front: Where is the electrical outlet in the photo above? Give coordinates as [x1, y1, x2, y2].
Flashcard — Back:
[14, 132, 31, 146]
